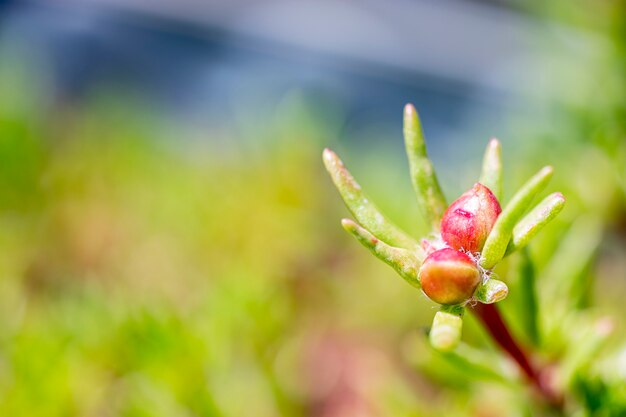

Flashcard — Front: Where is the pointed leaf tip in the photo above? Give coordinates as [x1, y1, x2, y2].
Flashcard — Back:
[341, 217, 352, 226]
[479, 138, 502, 201]
[404, 103, 417, 118]
[341, 218, 358, 232]
[485, 138, 501, 156]
[322, 147, 337, 165]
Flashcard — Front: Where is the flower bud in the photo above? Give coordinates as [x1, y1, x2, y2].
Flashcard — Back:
[419, 248, 481, 305]
[441, 183, 501, 253]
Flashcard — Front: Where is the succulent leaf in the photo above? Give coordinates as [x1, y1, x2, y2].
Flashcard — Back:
[430, 305, 464, 351]
[516, 249, 539, 346]
[403, 104, 447, 231]
[479, 138, 503, 201]
[474, 279, 509, 304]
[341, 219, 422, 289]
[323, 148, 419, 249]
[480, 166, 554, 269]
[506, 192, 566, 254]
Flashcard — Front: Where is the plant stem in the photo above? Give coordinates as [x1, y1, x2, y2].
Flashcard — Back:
[470, 303, 563, 410]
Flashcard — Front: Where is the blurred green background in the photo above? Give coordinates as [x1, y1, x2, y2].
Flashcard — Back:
[0, 1, 624, 416]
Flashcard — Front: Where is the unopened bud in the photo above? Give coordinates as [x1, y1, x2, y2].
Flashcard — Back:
[441, 183, 502, 253]
[419, 248, 481, 305]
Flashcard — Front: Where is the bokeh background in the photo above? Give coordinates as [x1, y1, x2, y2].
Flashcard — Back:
[0, 0, 624, 416]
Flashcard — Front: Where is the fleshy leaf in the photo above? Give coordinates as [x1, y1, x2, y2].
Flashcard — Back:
[403, 104, 447, 231]
[437, 343, 513, 383]
[430, 305, 464, 352]
[323, 148, 418, 249]
[480, 166, 554, 269]
[341, 219, 422, 288]
[474, 279, 509, 304]
[516, 249, 539, 346]
[541, 215, 603, 311]
[506, 192, 565, 254]
[479, 138, 503, 201]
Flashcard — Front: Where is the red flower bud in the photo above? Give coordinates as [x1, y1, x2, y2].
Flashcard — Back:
[441, 183, 501, 253]
[419, 248, 481, 305]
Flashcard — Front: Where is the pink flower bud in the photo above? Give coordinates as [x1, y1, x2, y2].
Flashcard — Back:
[419, 248, 481, 305]
[441, 183, 501, 253]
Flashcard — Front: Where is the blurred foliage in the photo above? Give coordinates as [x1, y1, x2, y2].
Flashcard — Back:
[0, 64, 443, 415]
[0, 1, 624, 416]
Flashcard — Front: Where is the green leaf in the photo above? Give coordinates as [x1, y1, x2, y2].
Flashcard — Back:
[474, 279, 508, 304]
[438, 343, 513, 383]
[560, 316, 614, 386]
[323, 148, 419, 249]
[517, 249, 539, 346]
[480, 166, 554, 269]
[479, 138, 503, 201]
[341, 219, 422, 288]
[429, 305, 464, 351]
[541, 215, 603, 311]
[506, 192, 565, 255]
[403, 104, 447, 231]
